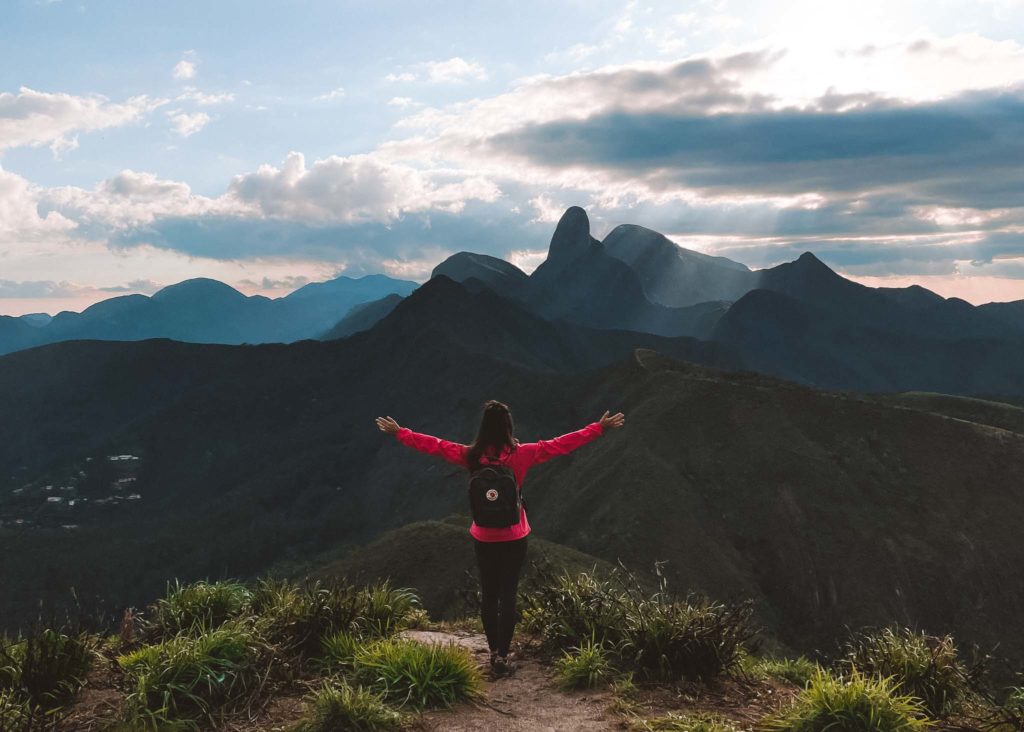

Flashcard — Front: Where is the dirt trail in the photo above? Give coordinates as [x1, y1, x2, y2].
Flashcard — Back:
[402, 630, 620, 732]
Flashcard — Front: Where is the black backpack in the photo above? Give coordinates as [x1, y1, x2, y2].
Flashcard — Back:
[468, 456, 521, 528]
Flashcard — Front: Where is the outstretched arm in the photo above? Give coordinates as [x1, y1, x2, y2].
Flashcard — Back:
[375, 416, 468, 467]
[519, 410, 625, 467]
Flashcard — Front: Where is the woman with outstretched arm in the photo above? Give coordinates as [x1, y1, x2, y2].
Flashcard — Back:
[375, 401, 625, 675]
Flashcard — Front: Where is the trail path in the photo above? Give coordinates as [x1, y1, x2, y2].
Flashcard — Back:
[402, 630, 620, 731]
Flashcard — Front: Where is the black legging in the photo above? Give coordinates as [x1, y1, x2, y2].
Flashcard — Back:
[473, 535, 528, 656]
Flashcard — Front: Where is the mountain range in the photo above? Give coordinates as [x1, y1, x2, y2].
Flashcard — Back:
[0, 273, 417, 355]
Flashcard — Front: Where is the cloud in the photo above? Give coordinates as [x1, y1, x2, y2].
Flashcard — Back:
[166, 109, 210, 137]
[236, 275, 312, 290]
[0, 279, 87, 298]
[314, 87, 346, 102]
[224, 151, 501, 224]
[98, 279, 163, 294]
[175, 89, 235, 105]
[173, 57, 197, 81]
[387, 96, 418, 108]
[487, 86, 1024, 210]
[0, 165, 77, 243]
[0, 87, 164, 152]
[386, 57, 488, 83]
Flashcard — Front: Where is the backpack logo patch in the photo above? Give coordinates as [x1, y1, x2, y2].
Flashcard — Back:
[485, 489, 499, 502]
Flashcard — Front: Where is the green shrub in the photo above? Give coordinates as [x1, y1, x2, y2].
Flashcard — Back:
[555, 638, 614, 690]
[250, 578, 361, 656]
[249, 578, 419, 657]
[353, 582, 420, 638]
[0, 689, 36, 732]
[741, 652, 819, 687]
[352, 637, 483, 709]
[844, 627, 979, 717]
[630, 711, 742, 732]
[292, 681, 402, 732]
[523, 565, 754, 682]
[148, 580, 253, 638]
[760, 668, 931, 732]
[118, 621, 270, 728]
[317, 631, 362, 674]
[0, 628, 96, 710]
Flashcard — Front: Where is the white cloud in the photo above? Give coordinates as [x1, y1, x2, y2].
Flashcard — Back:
[43, 169, 242, 228]
[314, 87, 346, 102]
[225, 151, 502, 223]
[0, 165, 77, 243]
[0, 87, 165, 152]
[387, 96, 418, 108]
[386, 57, 488, 84]
[173, 58, 197, 81]
[175, 88, 235, 105]
[166, 109, 210, 137]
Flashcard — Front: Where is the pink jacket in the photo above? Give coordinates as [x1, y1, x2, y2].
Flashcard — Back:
[394, 421, 605, 542]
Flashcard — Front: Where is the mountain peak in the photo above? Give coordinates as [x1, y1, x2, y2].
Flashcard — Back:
[150, 278, 247, 303]
[546, 206, 594, 267]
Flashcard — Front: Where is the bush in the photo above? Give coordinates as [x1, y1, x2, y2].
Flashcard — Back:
[250, 578, 362, 656]
[0, 627, 96, 710]
[118, 621, 270, 727]
[317, 631, 362, 674]
[148, 580, 253, 638]
[249, 579, 419, 657]
[760, 668, 931, 732]
[292, 681, 402, 732]
[630, 711, 742, 732]
[0, 689, 36, 732]
[354, 582, 420, 638]
[523, 564, 755, 682]
[352, 637, 483, 709]
[844, 627, 980, 717]
[741, 652, 819, 687]
[555, 638, 614, 690]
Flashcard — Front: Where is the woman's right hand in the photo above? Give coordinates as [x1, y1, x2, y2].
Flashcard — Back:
[599, 410, 625, 430]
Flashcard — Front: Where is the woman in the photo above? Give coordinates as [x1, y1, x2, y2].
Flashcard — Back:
[375, 401, 625, 675]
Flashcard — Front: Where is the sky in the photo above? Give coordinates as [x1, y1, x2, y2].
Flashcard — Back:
[2, 0, 1024, 315]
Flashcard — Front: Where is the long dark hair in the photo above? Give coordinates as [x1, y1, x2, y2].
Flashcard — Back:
[466, 399, 518, 471]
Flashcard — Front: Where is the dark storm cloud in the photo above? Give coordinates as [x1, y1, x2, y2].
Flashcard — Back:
[489, 86, 1024, 209]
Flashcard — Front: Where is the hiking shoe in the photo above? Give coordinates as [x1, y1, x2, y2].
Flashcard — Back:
[492, 655, 517, 676]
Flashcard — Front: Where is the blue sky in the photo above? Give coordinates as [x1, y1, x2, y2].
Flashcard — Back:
[2, 0, 1024, 314]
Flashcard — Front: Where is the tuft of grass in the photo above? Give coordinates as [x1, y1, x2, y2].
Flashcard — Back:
[630, 711, 742, 732]
[353, 582, 420, 638]
[760, 667, 932, 732]
[292, 680, 403, 732]
[249, 578, 361, 657]
[0, 689, 37, 732]
[0, 627, 96, 711]
[317, 631, 362, 674]
[249, 578, 420, 658]
[523, 564, 755, 683]
[117, 620, 270, 728]
[555, 638, 614, 690]
[148, 580, 253, 639]
[740, 651, 819, 687]
[843, 627, 980, 718]
[352, 637, 484, 709]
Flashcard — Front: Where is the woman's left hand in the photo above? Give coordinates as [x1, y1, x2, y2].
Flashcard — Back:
[375, 416, 401, 434]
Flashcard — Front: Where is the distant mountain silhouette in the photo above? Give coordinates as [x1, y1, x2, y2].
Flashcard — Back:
[603, 223, 756, 307]
[435, 207, 731, 339]
[321, 293, 405, 340]
[0, 274, 417, 355]
[427, 207, 1024, 397]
